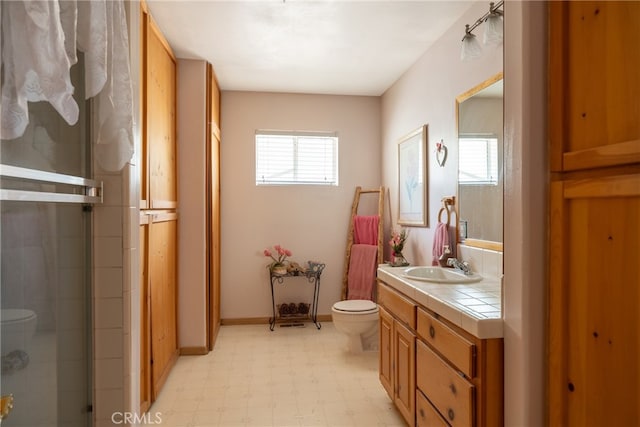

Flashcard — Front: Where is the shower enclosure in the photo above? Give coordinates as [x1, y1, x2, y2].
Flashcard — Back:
[0, 61, 96, 426]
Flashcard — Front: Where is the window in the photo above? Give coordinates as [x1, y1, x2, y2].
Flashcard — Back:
[458, 136, 499, 185]
[255, 130, 338, 185]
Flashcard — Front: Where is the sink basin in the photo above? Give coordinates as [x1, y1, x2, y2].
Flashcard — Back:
[402, 266, 482, 284]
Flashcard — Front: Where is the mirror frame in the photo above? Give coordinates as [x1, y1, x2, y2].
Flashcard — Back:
[455, 72, 504, 252]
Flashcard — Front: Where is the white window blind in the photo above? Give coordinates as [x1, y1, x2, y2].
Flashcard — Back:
[459, 137, 499, 185]
[255, 131, 338, 185]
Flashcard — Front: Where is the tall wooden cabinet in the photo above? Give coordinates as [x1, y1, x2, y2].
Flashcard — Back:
[548, 2, 640, 425]
[176, 60, 221, 354]
[140, 1, 179, 410]
[208, 64, 222, 348]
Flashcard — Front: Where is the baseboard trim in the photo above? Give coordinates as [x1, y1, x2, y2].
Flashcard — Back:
[180, 346, 209, 356]
[221, 317, 270, 326]
[221, 315, 333, 326]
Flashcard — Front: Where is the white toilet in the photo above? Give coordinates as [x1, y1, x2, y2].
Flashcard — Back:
[1, 309, 38, 356]
[331, 299, 379, 353]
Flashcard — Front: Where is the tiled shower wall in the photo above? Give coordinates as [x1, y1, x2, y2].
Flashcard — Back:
[92, 3, 142, 426]
[93, 164, 140, 426]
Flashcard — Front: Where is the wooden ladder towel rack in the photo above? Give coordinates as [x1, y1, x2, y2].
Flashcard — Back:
[341, 186, 385, 300]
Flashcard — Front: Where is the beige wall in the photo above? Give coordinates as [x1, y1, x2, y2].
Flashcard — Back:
[380, 2, 502, 266]
[176, 59, 209, 349]
[220, 92, 381, 319]
[503, 2, 547, 425]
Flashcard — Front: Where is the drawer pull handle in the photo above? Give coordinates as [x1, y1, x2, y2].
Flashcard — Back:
[429, 325, 435, 338]
[448, 408, 455, 421]
[419, 408, 425, 418]
[449, 383, 457, 395]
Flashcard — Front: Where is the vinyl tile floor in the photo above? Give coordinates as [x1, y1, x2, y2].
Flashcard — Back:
[146, 322, 406, 427]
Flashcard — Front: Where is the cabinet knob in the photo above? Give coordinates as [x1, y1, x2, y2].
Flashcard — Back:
[429, 325, 436, 338]
[448, 408, 455, 421]
[419, 408, 425, 418]
[449, 383, 457, 395]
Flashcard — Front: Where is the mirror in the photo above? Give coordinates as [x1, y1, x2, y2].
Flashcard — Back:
[456, 73, 503, 251]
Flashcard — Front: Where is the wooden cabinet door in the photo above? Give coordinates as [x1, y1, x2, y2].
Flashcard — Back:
[209, 132, 221, 346]
[549, 175, 640, 426]
[549, 1, 640, 173]
[394, 320, 416, 427]
[549, 3, 640, 425]
[149, 213, 179, 399]
[208, 63, 221, 346]
[139, 219, 151, 413]
[146, 16, 177, 209]
[379, 306, 394, 399]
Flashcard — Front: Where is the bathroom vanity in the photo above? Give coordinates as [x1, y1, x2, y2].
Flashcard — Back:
[377, 264, 503, 427]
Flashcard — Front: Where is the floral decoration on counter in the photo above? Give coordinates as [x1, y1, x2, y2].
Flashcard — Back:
[389, 228, 409, 267]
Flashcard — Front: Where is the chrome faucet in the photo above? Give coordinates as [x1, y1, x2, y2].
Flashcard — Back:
[447, 258, 472, 275]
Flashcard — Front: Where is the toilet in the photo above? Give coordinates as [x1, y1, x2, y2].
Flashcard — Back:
[1, 309, 38, 356]
[331, 299, 379, 353]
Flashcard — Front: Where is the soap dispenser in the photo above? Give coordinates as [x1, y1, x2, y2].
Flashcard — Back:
[438, 245, 452, 267]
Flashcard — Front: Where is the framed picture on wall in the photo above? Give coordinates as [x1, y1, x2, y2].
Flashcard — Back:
[397, 125, 428, 227]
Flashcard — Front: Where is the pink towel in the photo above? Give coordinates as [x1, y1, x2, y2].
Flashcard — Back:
[353, 215, 379, 245]
[347, 244, 379, 301]
[432, 222, 450, 266]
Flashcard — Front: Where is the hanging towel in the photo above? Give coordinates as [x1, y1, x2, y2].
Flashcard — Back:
[353, 215, 379, 245]
[432, 222, 450, 266]
[347, 244, 379, 301]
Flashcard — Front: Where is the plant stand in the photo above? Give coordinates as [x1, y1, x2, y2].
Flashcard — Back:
[269, 262, 325, 331]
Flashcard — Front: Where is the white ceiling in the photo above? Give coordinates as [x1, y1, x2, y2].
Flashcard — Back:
[146, 1, 476, 96]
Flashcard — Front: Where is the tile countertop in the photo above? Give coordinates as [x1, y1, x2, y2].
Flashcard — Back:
[377, 264, 503, 339]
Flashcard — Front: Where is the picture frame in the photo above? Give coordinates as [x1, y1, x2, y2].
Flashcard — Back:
[397, 125, 428, 227]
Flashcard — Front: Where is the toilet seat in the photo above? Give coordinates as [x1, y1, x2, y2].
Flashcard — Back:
[332, 300, 378, 314]
[1, 309, 37, 324]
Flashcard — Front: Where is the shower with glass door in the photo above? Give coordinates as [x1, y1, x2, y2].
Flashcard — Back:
[0, 59, 96, 426]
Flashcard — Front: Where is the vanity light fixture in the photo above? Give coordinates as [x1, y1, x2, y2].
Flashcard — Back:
[460, 1, 504, 61]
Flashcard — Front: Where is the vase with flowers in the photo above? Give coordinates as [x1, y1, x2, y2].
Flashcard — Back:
[264, 244, 292, 275]
[389, 229, 409, 267]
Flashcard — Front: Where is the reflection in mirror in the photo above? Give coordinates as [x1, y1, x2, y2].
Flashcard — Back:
[456, 73, 503, 250]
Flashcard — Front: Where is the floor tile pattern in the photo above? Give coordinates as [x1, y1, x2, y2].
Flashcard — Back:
[147, 323, 405, 427]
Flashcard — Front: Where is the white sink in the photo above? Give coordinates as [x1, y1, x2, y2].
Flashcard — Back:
[402, 266, 482, 284]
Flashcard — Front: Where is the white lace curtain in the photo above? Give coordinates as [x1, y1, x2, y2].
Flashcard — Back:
[1, 0, 134, 172]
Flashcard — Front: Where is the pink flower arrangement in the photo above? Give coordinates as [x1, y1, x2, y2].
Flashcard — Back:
[389, 229, 408, 256]
[263, 244, 292, 269]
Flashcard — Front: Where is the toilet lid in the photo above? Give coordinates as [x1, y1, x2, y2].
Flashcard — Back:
[333, 300, 378, 313]
[1, 309, 36, 323]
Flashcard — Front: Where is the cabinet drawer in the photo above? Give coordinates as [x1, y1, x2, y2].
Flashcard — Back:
[416, 390, 449, 427]
[378, 283, 416, 329]
[417, 308, 475, 378]
[417, 340, 474, 427]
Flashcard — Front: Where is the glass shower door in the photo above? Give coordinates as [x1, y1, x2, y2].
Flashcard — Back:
[0, 61, 97, 426]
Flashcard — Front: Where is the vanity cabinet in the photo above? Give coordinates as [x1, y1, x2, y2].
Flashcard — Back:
[416, 310, 475, 427]
[378, 281, 503, 427]
[378, 284, 416, 427]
